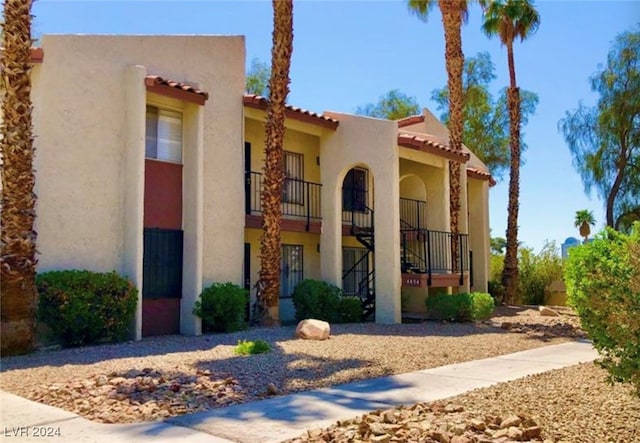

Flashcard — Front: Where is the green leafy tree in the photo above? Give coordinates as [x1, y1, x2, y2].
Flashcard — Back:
[355, 89, 420, 120]
[490, 235, 507, 255]
[559, 27, 639, 231]
[574, 209, 596, 243]
[565, 223, 640, 396]
[432, 52, 539, 180]
[245, 57, 271, 96]
[480, 0, 540, 305]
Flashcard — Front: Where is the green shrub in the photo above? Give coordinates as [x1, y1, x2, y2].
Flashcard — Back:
[234, 339, 271, 355]
[565, 224, 640, 396]
[518, 242, 564, 305]
[489, 242, 563, 305]
[292, 279, 341, 322]
[425, 293, 473, 322]
[193, 282, 248, 333]
[37, 270, 137, 347]
[425, 292, 495, 322]
[338, 297, 363, 323]
[470, 292, 495, 320]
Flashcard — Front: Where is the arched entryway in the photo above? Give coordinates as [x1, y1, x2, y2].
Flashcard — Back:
[340, 165, 375, 319]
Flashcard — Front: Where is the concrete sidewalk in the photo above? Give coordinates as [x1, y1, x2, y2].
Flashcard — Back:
[1, 340, 597, 443]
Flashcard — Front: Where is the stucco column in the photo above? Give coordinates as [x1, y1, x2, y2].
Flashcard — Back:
[373, 160, 402, 324]
[320, 162, 343, 288]
[123, 65, 146, 341]
[181, 103, 204, 335]
[459, 169, 471, 293]
[468, 179, 490, 293]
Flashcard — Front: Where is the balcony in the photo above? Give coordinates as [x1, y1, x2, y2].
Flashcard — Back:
[245, 171, 322, 233]
[399, 197, 470, 288]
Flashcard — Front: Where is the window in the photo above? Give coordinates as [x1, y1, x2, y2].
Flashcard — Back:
[281, 244, 303, 298]
[342, 167, 368, 212]
[283, 151, 304, 205]
[146, 105, 183, 163]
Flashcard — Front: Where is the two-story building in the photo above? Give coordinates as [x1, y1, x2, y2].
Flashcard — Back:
[24, 35, 492, 337]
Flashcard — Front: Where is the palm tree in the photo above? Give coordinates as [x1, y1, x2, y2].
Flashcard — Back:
[255, 0, 294, 326]
[481, 0, 540, 304]
[408, 0, 468, 272]
[574, 209, 596, 243]
[1, 0, 38, 356]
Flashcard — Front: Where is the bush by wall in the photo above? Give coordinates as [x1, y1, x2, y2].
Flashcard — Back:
[37, 270, 137, 347]
[193, 282, 248, 333]
[518, 242, 564, 305]
[565, 224, 640, 396]
[470, 292, 495, 320]
[292, 279, 342, 322]
[489, 241, 563, 305]
[425, 292, 495, 322]
[338, 297, 363, 323]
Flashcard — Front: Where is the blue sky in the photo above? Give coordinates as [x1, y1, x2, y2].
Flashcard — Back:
[33, 0, 640, 252]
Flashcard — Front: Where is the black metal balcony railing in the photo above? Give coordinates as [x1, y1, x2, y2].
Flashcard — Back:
[399, 196, 469, 285]
[400, 197, 428, 231]
[401, 229, 469, 285]
[246, 171, 322, 227]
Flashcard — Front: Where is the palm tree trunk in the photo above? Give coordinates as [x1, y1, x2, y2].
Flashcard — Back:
[1, 0, 38, 356]
[502, 42, 521, 304]
[255, 0, 293, 326]
[439, 0, 464, 274]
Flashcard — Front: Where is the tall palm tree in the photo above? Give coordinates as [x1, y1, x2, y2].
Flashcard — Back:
[408, 0, 468, 273]
[574, 209, 596, 243]
[481, 0, 540, 304]
[256, 0, 294, 326]
[1, 0, 38, 356]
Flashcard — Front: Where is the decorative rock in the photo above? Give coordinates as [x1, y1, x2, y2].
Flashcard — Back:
[451, 436, 471, 443]
[507, 426, 523, 440]
[522, 426, 542, 440]
[500, 415, 522, 429]
[539, 306, 560, 317]
[295, 319, 330, 340]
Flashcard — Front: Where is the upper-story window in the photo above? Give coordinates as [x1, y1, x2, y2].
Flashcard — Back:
[283, 151, 304, 205]
[146, 105, 182, 163]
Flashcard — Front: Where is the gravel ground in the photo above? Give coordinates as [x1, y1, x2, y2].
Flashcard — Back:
[286, 363, 640, 443]
[1, 305, 586, 425]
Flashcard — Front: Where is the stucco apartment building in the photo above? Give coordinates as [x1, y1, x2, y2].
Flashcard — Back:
[25, 35, 493, 338]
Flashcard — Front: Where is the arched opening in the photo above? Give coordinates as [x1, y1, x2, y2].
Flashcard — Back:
[340, 165, 375, 320]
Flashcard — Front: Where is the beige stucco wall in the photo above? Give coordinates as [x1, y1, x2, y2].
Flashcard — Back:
[467, 178, 490, 293]
[31, 35, 245, 337]
[321, 113, 401, 324]
[244, 228, 321, 323]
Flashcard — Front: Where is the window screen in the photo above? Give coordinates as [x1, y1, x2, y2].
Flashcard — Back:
[146, 105, 183, 163]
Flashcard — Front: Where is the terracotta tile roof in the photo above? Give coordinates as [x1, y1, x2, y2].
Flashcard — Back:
[467, 167, 496, 186]
[398, 133, 470, 163]
[243, 94, 339, 130]
[397, 115, 425, 128]
[145, 75, 209, 105]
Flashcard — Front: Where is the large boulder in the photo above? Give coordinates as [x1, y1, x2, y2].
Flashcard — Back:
[295, 319, 330, 340]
